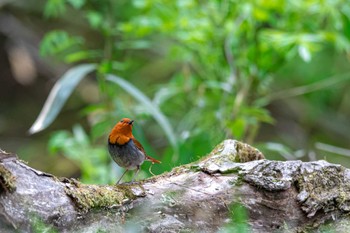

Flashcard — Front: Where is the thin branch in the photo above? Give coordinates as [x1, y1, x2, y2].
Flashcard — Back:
[261, 72, 350, 104]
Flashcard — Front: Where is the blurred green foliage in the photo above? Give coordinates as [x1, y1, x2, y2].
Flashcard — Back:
[34, 0, 350, 183]
[219, 203, 250, 233]
[48, 125, 112, 183]
[31, 214, 58, 233]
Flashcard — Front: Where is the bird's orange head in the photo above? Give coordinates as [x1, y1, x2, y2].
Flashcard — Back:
[108, 118, 134, 145]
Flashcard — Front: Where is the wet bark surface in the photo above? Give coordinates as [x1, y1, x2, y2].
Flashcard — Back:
[0, 140, 350, 232]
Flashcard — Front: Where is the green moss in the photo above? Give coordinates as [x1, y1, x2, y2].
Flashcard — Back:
[235, 142, 265, 163]
[228, 173, 245, 186]
[210, 143, 225, 156]
[172, 165, 191, 174]
[0, 163, 16, 192]
[64, 179, 143, 213]
[189, 164, 201, 172]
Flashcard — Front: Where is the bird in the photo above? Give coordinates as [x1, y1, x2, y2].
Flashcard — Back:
[108, 118, 161, 184]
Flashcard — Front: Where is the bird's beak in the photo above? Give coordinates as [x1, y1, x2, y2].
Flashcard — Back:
[129, 120, 134, 125]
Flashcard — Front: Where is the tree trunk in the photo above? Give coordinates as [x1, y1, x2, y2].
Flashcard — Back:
[0, 140, 350, 232]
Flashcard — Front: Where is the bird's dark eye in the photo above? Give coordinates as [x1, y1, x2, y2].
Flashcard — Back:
[120, 120, 124, 123]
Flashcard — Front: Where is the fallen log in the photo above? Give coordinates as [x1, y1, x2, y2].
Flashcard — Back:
[0, 140, 349, 232]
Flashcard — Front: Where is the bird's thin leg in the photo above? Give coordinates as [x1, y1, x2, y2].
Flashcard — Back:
[116, 169, 128, 184]
[131, 165, 140, 183]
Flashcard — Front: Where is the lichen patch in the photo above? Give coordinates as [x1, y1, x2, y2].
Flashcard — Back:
[0, 163, 16, 192]
[296, 163, 350, 217]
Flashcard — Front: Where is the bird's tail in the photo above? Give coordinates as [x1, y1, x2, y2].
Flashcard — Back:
[145, 155, 161, 164]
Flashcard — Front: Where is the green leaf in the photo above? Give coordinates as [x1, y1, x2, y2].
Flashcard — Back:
[106, 75, 178, 158]
[91, 120, 111, 141]
[298, 45, 311, 62]
[72, 124, 90, 146]
[48, 130, 71, 153]
[228, 118, 246, 139]
[153, 86, 180, 106]
[64, 50, 102, 63]
[86, 11, 104, 29]
[40, 30, 84, 58]
[44, 0, 66, 18]
[29, 64, 97, 134]
[229, 203, 250, 233]
[117, 40, 152, 50]
[66, 0, 86, 9]
[219, 203, 250, 233]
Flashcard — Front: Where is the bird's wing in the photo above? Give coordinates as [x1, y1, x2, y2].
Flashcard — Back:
[131, 137, 161, 164]
[131, 137, 146, 153]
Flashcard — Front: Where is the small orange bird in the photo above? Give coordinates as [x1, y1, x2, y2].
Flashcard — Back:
[108, 118, 161, 184]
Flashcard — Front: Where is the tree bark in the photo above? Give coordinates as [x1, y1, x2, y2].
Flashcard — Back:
[0, 140, 350, 232]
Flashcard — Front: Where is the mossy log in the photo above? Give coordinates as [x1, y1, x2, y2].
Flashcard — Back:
[1, 140, 350, 232]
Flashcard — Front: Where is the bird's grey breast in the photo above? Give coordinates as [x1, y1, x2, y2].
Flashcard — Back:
[108, 139, 145, 169]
